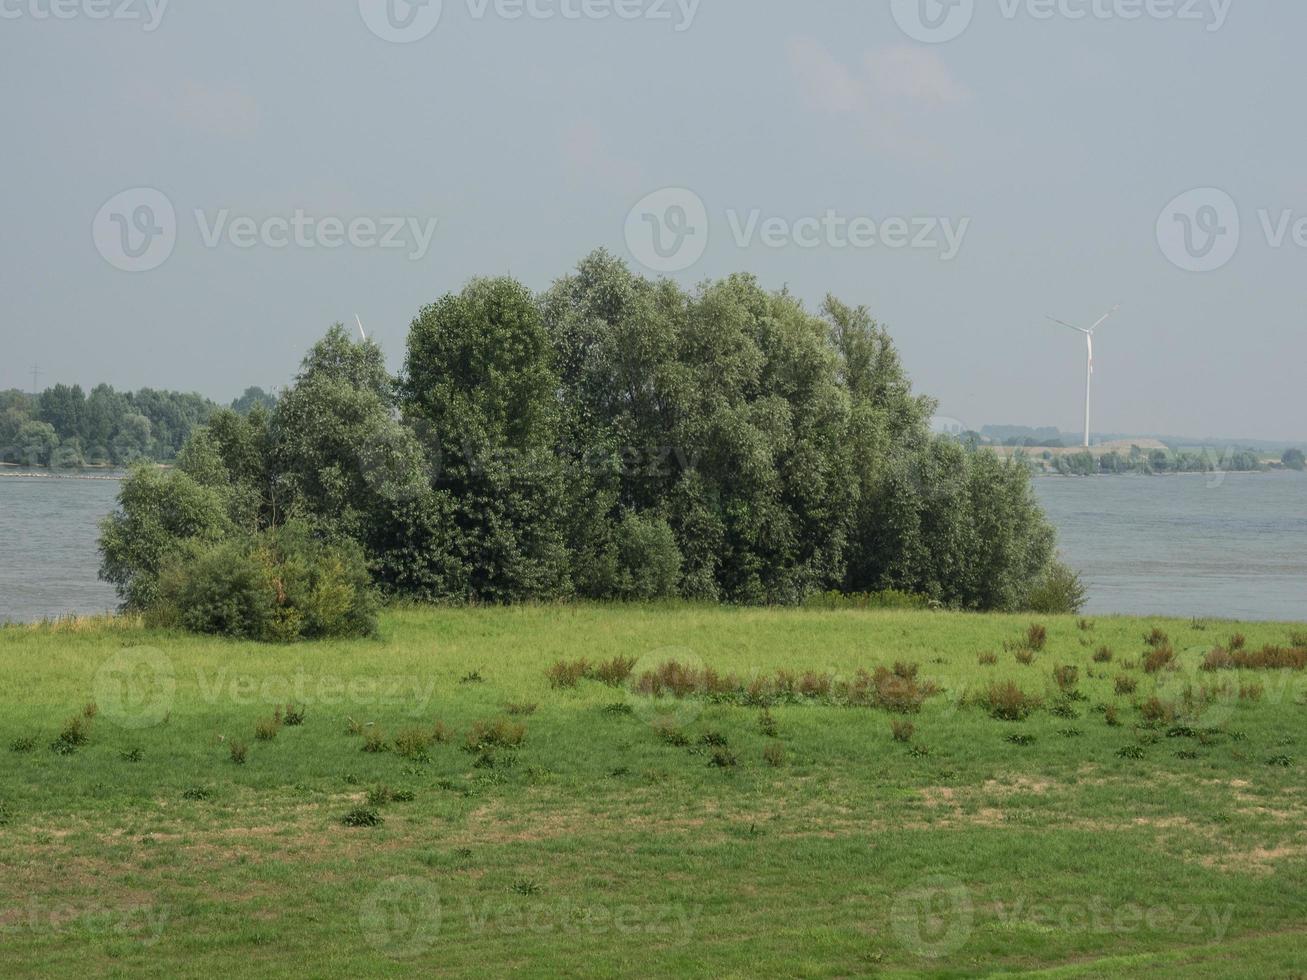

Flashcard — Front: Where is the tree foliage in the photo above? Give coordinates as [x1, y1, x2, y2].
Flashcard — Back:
[100, 250, 1070, 623]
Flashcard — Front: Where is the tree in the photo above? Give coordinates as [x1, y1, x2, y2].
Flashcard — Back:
[99, 466, 232, 610]
[1283, 448, 1306, 471]
[16, 421, 59, 466]
[231, 386, 278, 414]
[404, 280, 570, 602]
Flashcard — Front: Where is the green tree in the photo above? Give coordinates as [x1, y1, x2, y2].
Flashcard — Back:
[1282, 448, 1305, 471]
[404, 279, 570, 602]
[99, 467, 232, 610]
[231, 386, 278, 415]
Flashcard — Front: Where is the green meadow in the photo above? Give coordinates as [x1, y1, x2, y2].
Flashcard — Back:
[1, 606, 1305, 978]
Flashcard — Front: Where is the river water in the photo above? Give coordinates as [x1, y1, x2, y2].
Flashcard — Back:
[0, 470, 1303, 623]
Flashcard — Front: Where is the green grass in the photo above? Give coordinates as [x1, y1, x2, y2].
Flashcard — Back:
[1, 606, 1305, 978]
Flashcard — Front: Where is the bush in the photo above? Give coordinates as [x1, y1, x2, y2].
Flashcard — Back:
[151, 520, 378, 642]
[1023, 562, 1088, 615]
[613, 512, 682, 601]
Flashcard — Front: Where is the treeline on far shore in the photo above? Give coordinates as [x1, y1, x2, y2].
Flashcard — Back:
[0, 385, 276, 468]
[1038, 446, 1303, 477]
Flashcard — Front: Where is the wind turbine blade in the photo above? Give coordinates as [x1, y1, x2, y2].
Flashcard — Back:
[355, 315, 367, 342]
[1087, 304, 1121, 333]
[1046, 315, 1089, 334]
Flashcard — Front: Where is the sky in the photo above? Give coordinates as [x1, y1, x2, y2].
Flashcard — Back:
[1, 0, 1303, 441]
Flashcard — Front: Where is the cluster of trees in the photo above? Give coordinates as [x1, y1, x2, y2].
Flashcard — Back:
[1051, 447, 1264, 476]
[0, 385, 277, 467]
[101, 251, 1079, 631]
[1283, 448, 1306, 471]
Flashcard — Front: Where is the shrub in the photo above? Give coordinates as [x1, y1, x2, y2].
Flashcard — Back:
[1144, 628, 1170, 648]
[341, 806, 382, 827]
[362, 730, 388, 753]
[1093, 647, 1113, 663]
[151, 520, 378, 642]
[763, 743, 785, 767]
[229, 740, 248, 765]
[10, 736, 36, 753]
[1117, 745, 1146, 760]
[612, 512, 683, 600]
[1104, 705, 1121, 727]
[1015, 648, 1035, 666]
[707, 748, 738, 769]
[464, 719, 526, 752]
[1115, 675, 1138, 695]
[593, 656, 636, 686]
[1143, 644, 1176, 674]
[1026, 625, 1048, 652]
[394, 727, 435, 760]
[984, 681, 1040, 721]
[1005, 732, 1035, 746]
[547, 659, 590, 689]
[255, 709, 282, 741]
[652, 719, 690, 746]
[978, 652, 998, 666]
[1054, 665, 1079, 693]
[182, 786, 211, 801]
[1024, 562, 1087, 615]
[1228, 633, 1246, 651]
[1211, 646, 1307, 671]
[758, 709, 778, 738]
[891, 719, 915, 743]
[860, 667, 941, 714]
[51, 715, 91, 755]
[1140, 698, 1177, 724]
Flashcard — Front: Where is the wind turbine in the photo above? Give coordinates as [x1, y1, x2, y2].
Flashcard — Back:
[1046, 305, 1120, 449]
[355, 315, 367, 342]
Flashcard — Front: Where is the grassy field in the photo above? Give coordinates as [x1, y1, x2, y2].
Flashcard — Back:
[2, 605, 1305, 978]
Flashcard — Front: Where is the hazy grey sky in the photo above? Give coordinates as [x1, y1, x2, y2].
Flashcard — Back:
[2, 1, 1302, 440]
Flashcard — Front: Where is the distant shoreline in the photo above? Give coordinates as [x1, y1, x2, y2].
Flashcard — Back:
[0, 469, 126, 482]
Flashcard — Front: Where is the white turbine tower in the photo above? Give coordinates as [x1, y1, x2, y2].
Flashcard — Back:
[1046, 305, 1120, 449]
